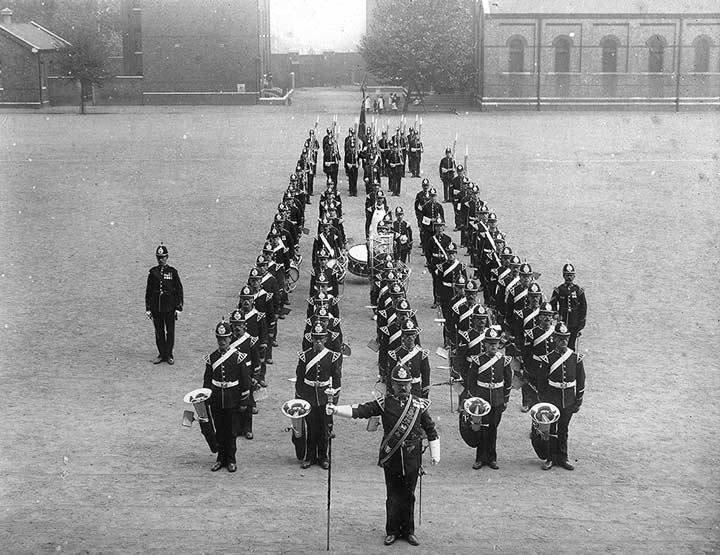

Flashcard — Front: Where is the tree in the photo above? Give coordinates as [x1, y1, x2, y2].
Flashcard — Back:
[359, 0, 475, 93]
[60, 27, 111, 113]
[11, 0, 118, 113]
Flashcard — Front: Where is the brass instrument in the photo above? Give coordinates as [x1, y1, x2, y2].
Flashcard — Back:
[529, 402, 560, 460]
[282, 398, 311, 438]
[182, 388, 212, 426]
[458, 396, 491, 447]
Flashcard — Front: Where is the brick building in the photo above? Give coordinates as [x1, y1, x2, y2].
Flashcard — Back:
[474, 0, 720, 109]
[0, 7, 70, 107]
[272, 51, 365, 90]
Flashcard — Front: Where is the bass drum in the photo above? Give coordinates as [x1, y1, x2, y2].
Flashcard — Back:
[347, 244, 370, 277]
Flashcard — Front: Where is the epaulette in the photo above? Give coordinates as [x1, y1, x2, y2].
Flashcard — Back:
[577, 286, 585, 294]
[417, 397, 431, 412]
[388, 350, 398, 361]
[422, 349, 429, 359]
[458, 330, 469, 341]
[380, 326, 389, 335]
[304, 333, 312, 341]
[298, 351, 306, 362]
[250, 337, 258, 346]
[374, 394, 386, 411]
[468, 354, 480, 365]
[331, 351, 342, 362]
[203, 354, 211, 365]
[577, 353, 585, 363]
[524, 329, 532, 339]
[503, 356, 512, 365]
[538, 354, 549, 364]
[256, 312, 265, 320]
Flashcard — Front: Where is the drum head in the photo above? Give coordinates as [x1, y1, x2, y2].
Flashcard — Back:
[348, 244, 368, 263]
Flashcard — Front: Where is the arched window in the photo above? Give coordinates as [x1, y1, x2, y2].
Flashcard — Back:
[647, 35, 666, 73]
[553, 36, 572, 73]
[507, 36, 525, 73]
[600, 36, 619, 73]
[693, 36, 711, 72]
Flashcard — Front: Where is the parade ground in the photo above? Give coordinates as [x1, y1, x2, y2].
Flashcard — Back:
[1, 89, 719, 554]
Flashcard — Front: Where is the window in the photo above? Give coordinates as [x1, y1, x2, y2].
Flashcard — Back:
[647, 35, 665, 73]
[600, 36, 619, 73]
[553, 36, 572, 73]
[508, 36, 525, 72]
[693, 36, 711, 73]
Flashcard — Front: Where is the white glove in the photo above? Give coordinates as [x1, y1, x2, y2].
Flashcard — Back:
[146, 311, 152, 320]
[174, 310, 180, 320]
[326, 404, 352, 418]
[429, 439, 440, 465]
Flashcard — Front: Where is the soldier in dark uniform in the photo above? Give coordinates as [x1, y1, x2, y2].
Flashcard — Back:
[387, 144, 403, 196]
[203, 321, 253, 472]
[419, 189, 444, 256]
[303, 129, 320, 197]
[387, 320, 430, 398]
[414, 178, 431, 236]
[537, 323, 585, 471]
[425, 217, 452, 307]
[438, 147, 455, 203]
[391, 206, 413, 263]
[407, 127, 423, 177]
[145, 244, 184, 365]
[377, 130, 390, 177]
[344, 127, 360, 197]
[455, 305, 489, 383]
[228, 312, 261, 431]
[326, 363, 440, 547]
[433, 242, 467, 347]
[550, 263, 587, 351]
[521, 301, 556, 412]
[322, 128, 341, 184]
[460, 328, 512, 470]
[294, 322, 342, 469]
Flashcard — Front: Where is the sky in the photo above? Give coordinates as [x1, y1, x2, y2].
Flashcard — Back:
[270, 0, 366, 54]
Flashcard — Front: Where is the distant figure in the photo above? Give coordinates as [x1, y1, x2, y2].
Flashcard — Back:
[389, 93, 398, 112]
[145, 244, 183, 365]
[365, 95, 373, 112]
[377, 94, 385, 114]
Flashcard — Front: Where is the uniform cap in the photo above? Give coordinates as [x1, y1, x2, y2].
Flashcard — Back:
[316, 272, 329, 285]
[395, 206, 404, 215]
[445, 147, 452, 154]
[238, 285, 254, 299]
[447, 242, 458, 253]
[429, 187, 437, 196]
[229, 310, 246, 324]
[401, 319, 420, 334]
[317, 248, 331, 259]
[155, 244, 168, 257]
[256, 255, 268, 266]
[509, 256, 522, 266]
[479, 204, 490, 214]
[262, 242, 274, 253]
[390, 283, 405, 296]
[553, 323, 571, 337]
[483, 328, 502, 342]
[396, 299, 412, 313]
[465, 280, 480, 293]
[528, 282, 542, 295]
[488, 212, 497, 221]
[563, 263, 576, 274]
[311, 322, 328, 337]
[289, 173, 298, 182]
[383, 270, 397, 282]
[314, 306, 330, 319]
[278, 202, 288, 212]
[391, 363, 413, 383]
[472, 305, 488, 319]
[495, 233, 505, 243]
[248, 267, 262, 280]
[215, 321, 232, 337]
[319, 216, 331, 225]
[455, 274, 467, 286]
[433, 217, 445, 226]
[539, 302, 555, 315]
[519, 263, 533, 276]
[501, 246, 513, 257]
[422, 178, 430, 186]
[456, 164, 464, 172]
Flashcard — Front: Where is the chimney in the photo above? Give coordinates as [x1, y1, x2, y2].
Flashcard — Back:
[1, 8, 12, 25]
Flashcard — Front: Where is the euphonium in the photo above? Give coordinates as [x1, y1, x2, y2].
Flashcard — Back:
[182, 388, 212, 426]
[281, 399, 311, 438]
[463, 397, 491, 431]
[530, 402, 560, 440]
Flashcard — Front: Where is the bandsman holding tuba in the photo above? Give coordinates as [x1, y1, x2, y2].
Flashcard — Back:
[326, 363, 440, 547]
[537, 323, 585, 471]
[459, 328, 512, 470]
[203, 321, 253, 473]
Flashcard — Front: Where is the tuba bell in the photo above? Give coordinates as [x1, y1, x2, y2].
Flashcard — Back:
[282, 399, 312, 461]
[529, 402, 560, 460]
[182, 388, 212, 426]
[459, 397, 491, 448]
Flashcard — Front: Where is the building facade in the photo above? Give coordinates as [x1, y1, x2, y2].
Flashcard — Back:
[475, 0, 720, 109]
[0, 8, 70, 107]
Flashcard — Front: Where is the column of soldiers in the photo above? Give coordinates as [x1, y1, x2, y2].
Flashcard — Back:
[199, 137, 311, 474]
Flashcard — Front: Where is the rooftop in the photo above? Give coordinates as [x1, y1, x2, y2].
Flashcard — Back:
[481, 0, 720, 15]
[0, 17, 70, 51]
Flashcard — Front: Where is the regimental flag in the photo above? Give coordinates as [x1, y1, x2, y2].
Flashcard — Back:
[359, 100, 367, 143]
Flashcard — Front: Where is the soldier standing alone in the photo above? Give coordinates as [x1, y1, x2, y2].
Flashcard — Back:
[145, 244, 183, 365]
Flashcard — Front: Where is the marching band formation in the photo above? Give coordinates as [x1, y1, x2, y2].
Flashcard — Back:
[173, 112, 589, 547]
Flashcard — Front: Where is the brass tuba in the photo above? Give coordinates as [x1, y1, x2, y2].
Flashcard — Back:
[282, 399, 311, 438]
[282, 399, 312, 461]
[459, 397, 491, 448]
[182, 388, 212, 427]
[529, 402, 560, 460]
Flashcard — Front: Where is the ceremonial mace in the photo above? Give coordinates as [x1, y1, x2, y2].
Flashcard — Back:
[324, 387, 337, 551]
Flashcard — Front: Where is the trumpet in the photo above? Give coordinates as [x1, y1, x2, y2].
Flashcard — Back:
[182, 388, 212, 426]
[530, 402, 560, 441]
